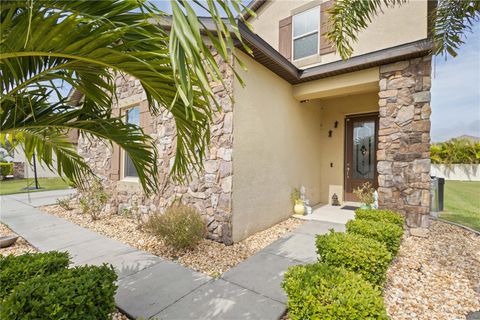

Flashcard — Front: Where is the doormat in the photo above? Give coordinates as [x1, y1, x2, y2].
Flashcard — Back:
[341, 205, 359, 211]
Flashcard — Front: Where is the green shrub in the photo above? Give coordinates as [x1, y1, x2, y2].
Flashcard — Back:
[1, 264, 117, 320]
[355, 209, 404, 228]
[353, 181, 375, 207]
[0, 251, 69, 299]
[316, 231, 392, 286]
[0, 163, 14, 176]
[145, 203, 206, 250]
[282, 263, 388, 320]
[346, 219, 404, 255]
[57, 197, 73, 211]
[78, 179, 109, 220]
[431, 138, 480, 164]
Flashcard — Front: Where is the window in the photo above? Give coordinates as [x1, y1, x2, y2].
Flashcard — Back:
[292, 6, 320, 60]
[123, 107, 140, 178]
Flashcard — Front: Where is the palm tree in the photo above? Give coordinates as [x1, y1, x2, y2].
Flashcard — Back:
[0, 0, 252, 194]
[327, 0, 480, 59]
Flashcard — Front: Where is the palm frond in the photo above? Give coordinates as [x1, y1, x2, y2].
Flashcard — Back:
[327, 0, 404, 59]
[0, 0, 250, 193]
[433, 0, 480, 57]
[1, 92, 159, 192]
[328, 0, 479, 60]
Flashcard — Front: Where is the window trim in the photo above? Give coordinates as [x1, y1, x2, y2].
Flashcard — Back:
[292, 6, 320, 62]
[120, 106, 140, 182]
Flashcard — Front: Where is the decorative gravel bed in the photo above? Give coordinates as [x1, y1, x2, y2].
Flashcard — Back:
[384, 220, 480, 320]
[0, 223, 129, 320]
[41, 203, 304, 276]
[0, 223, 36, 256]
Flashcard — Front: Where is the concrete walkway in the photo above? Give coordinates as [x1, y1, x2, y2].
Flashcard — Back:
[0, 190, 345, 319]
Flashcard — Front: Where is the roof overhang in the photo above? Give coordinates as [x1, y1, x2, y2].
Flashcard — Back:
[293, 67, 380, 101]
[160, 18, 432, 85]
[237, 20, 433, 85]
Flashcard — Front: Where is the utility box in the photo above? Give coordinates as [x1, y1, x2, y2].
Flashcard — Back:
[430, 176, 445, 212]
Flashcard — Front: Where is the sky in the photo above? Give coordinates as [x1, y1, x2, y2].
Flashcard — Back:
[430, 22, 480, 142]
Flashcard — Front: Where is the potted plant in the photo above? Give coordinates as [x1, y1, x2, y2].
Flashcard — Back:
[353, 182, 376, 209]
[291, 188, 305, 215]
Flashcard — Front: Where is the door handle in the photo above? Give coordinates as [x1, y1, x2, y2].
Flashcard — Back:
[346, 163, 350, 179]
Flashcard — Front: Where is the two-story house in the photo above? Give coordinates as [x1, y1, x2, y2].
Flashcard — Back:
[78, 0, 435, 244]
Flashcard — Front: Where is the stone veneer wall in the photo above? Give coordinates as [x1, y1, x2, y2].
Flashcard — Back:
[13, 162, 25, 179]
[77, 60, 234, 244]
[377, 57, 432, 227]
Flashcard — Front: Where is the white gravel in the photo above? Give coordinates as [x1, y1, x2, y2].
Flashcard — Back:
[0, 224, 36, 256]
[384, 220, 480, 320]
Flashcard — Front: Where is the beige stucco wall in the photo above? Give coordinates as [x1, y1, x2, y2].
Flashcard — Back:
[293, 67, 379, 100]
[249, 0, 429, 69]
[232, 50, 323, 242]
[317, 92, 379, 204]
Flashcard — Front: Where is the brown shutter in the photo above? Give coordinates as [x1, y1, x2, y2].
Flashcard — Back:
[110, 108, 121, 181]
[139, 100, 153, 134]
[320, 0, 335, 55]
[279, 16, 292, 60]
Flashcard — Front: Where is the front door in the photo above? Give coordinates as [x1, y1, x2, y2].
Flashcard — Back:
[345, 113, 379, 201]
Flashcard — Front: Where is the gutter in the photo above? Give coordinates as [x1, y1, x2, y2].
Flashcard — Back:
[240, 0, 268, 21]
[237, 19, 433, 84]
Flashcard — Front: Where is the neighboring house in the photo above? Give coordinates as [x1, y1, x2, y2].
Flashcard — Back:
[11, 147, 58, 179]
[77, 0, 435, 244]
[9, 130, 79, 179]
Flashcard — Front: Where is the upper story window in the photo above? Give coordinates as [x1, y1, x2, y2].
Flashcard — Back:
[292, 6, 320, 61]
[123, 106, 140, 178]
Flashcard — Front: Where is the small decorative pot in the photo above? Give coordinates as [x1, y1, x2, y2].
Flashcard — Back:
[294, 203, 305, 215]
[360, 204, 373, 210]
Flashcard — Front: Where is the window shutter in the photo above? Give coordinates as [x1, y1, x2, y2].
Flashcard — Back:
[110, 108, 121, 181]
[320, 0, 335, 55]
[278, 16, 292, 60]
[139, 100, 153, 134]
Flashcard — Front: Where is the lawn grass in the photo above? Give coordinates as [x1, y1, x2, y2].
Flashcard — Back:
[439, 180, 480, 231]
[0, 178, 71, 195]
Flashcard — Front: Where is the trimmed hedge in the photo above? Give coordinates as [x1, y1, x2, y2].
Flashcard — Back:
[0, 264, 117, 320]
[0, 163, 13, 176]
[316, 231, 392, 286]
[282, 263, 388, 320]
[0, 251, 70, 299]
[346, 219, 404, 255]
[355, 209, 404, 228]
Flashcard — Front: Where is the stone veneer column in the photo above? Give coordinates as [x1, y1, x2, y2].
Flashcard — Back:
[377, 57, 432, 228]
